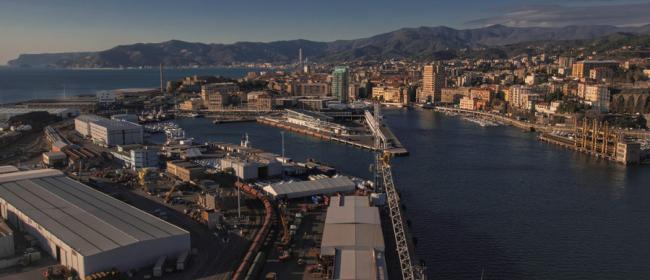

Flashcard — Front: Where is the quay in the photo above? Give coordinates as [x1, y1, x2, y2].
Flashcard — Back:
[433, 106, 650, 138]
[433, 106, 643, 165]
[433, 106, 567, 133]
[257, 113, 409, 156]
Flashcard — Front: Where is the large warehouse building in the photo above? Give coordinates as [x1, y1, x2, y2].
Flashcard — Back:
[75, 114, 143, 146]
[262, 176, 356, 199]
[0, 167, 190, 278]
[320, 196, 388, 280]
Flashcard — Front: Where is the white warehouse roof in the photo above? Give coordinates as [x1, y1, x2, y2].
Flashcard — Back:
[0, 169, 188, 257]
[263, 177, 355, 199]
[90, 118, 142, 130]
[320, 223, 385, 256]
[325, 207, 380, 225]
[321, 195, 387, 280]
[336, 249, 387, 280]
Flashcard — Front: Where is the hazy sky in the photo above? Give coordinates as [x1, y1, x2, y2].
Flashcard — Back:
[1, 0, 649, 64]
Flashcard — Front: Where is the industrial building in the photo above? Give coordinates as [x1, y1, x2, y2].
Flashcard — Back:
[262, 177, 355, 199]
[0, 168, 190, 278]
[320, 196, 387, 280]
[42, 151, 68, 168]
[74, 115, 105, 137]
[75, 114, 143, 146]
[111, 145, 160, 170]
[220, 156, 282, 181]
[167, 160, 205, 182]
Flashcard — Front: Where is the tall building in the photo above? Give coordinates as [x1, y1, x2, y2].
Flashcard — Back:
[557, 56, 575, 69]
[509, 85, 540, 110]
[331, 66, 350, 103]
[583, 84, 610, 112]
[201, 82, 240, 111]
[292, 82, 330, 96]
[420, 64, 446, 103]
[571, 60, 619, 78]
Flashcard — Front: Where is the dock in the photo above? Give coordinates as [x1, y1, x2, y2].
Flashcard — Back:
[257, 116, 408, 156]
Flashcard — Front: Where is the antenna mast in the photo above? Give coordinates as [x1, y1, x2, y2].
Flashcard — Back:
[159, 63, 164, 94]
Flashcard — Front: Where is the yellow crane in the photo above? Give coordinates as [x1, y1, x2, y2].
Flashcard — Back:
[164, 184, 180, 203]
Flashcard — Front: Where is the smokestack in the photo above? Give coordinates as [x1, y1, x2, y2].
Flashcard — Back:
[159, 63, 164, 94]
[299, 48, 303, 66]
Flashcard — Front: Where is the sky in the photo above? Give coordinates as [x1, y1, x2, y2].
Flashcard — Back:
[1, 0, 650, 64]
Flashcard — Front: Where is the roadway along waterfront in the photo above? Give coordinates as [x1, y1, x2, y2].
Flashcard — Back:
[177, 108, 650, 280]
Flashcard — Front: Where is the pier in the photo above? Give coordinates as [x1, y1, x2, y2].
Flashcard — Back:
[256, 110, 409, 156]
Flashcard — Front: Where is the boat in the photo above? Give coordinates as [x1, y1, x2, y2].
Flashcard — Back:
[462, 117, 499, 127]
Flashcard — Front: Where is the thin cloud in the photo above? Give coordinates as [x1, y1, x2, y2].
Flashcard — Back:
[466, 3, 650, 27]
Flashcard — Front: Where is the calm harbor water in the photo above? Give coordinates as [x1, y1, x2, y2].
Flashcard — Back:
[4, 69, 650, 279]
[174, 110, 650, 280]
[0, 67, 253, 104]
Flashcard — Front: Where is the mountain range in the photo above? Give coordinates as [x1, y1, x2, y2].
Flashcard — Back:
[8, 24, 650, 68]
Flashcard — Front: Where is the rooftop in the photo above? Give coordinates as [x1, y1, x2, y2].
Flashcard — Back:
[321, 195, 387, 279]
[320, 223, 385, 256]
[90, 118, 142, 130]
[335, 249, 387, 280]
[286, 109, 333, 121]
[263, 177, 355, 199]
[325, 207, 380, 225]
[76, 114, 105, 123]
[0, 168, 188, 257]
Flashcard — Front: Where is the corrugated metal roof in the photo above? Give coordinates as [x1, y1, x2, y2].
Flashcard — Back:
[330, 196, 369, 208]
[263, 177, 355, 199]
[320, 223, 385, 256]
[0, 169, 188, 257]
[90, 119, 142, 130]
[325, 207, 380, 225]
[321, 195, 387, 279]
[335, 249, 387, 280]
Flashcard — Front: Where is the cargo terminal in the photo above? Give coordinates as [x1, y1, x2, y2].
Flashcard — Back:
[0, 167, 190, 278]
